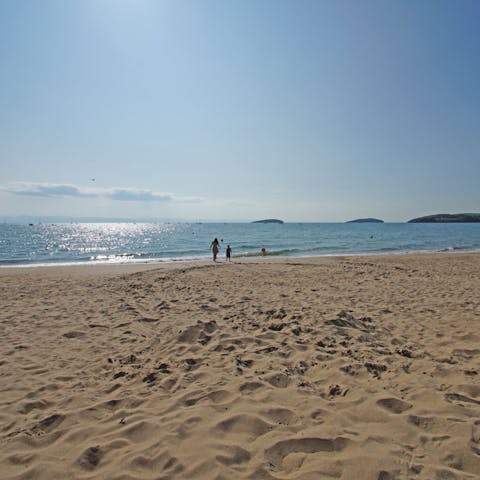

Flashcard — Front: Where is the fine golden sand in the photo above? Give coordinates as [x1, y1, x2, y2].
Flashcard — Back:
[1, 254, 479, 480]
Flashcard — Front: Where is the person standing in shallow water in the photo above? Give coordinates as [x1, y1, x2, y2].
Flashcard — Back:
[210, 238, 220, 262]
[226, 244, 232, 262]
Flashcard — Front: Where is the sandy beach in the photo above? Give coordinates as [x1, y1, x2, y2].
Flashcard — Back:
[1, 253, 479, 480]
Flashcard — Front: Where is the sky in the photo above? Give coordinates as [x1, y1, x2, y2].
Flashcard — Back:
[0, 0, 479, 222]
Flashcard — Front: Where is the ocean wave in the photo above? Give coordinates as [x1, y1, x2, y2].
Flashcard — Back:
[0, 254, 212, 268]
[91, 253, 136, 261]
[235, 248, 297, 258]
[438, 245, 474, 252]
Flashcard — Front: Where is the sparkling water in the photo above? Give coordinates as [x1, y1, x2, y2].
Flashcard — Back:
[1, 222, 480, 267]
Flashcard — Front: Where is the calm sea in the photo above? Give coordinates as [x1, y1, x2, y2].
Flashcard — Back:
[1, 222, 480, 267]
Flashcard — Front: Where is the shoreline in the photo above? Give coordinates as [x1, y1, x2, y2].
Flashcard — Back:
[1, 248, 480, 271]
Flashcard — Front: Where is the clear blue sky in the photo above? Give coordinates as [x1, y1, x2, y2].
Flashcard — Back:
[1, 0, 479, 221]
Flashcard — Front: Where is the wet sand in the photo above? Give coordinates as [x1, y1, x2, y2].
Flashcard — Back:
[1, 254, 479, 479]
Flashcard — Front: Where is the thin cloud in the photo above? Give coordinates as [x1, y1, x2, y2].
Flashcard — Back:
[2, 182, 202, 203]
[106, 188, 172, 202]
[4, 182, 95, 198]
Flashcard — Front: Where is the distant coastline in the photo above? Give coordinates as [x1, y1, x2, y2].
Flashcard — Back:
[2, 214, 480, 225]
[346, 218, 384, 223]
[408, 213, 480, 223]
[251, 219, 284, 224]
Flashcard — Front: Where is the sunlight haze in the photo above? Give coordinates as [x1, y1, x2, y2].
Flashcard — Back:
[1, 0, 479, 222]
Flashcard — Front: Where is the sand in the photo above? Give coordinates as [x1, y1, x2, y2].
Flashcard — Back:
[0, 254, 479, 480]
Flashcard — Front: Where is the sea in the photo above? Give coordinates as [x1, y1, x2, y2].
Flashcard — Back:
[1, 222, 480, 267]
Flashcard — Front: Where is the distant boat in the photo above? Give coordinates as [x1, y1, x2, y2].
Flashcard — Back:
[252, 219, 284, 224]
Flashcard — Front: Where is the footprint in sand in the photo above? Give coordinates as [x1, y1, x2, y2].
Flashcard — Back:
[365, 362, 388, 378]
[77, 446, 102, 470]
[214, 414, 272, 440]
[264, 437, 350, 469]
[377, 470, 402, 480]
[326, 384, 349, 398]
[4, 452, 37, 466]
[176, 416, 202, 439]
[215, 444, 251, 466]
[31, 413, 65, 435]
[239, 381, 265, 393]
[62, 331, 86, 339]
[130, 450, 182, 474]
[472, 420, 480, 443]
[206, 389, 233, 404]
[19, 399, 52, 414]
[419, 434, 450, 447]
[408, 415, 439, 431]
[471, 421, 480, 456]
[264, 372, 291, 388]
[445, 392, 480, 406]
[310, 409, 329, 422]
[340, 363, 363, 376]
[260, 407, 296, 425]
[177, 320, 217, 345]
[376, 398, 412, 414]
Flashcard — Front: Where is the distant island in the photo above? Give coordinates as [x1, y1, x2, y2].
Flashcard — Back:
[408, 213, 480, 223]
[346, 218, 384, 223]
[252, 219, 284, 224]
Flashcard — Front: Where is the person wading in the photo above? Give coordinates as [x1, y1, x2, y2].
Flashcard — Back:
[210, 238, 220, 262]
